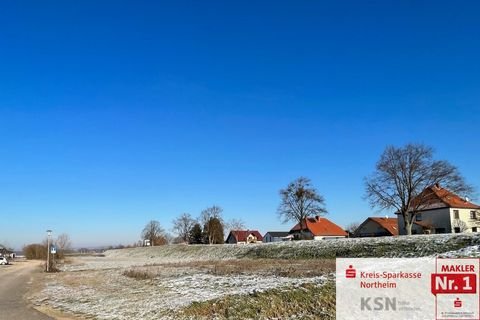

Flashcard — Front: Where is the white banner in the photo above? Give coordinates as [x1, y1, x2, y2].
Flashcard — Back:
[336, 258, 480, 320]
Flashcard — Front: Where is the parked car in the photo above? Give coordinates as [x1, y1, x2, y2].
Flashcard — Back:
[0, 257, 9, 265]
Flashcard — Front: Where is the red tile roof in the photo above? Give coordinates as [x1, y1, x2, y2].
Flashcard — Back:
[430, 185, 480, 209]
[291, 217, 348, 237]
[368, 217, 398, 236]
[415, 185, 480, 210]
[229, 230, 263, 242]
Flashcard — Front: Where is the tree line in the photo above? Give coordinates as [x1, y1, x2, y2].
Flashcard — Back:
[21, 142, 473, 254]
[23, 233, 72, 260]
[22, 143, 474, 254]
[142, 205, 247, 245]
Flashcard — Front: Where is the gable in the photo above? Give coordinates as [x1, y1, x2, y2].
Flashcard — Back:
[229, 230, 264, 242]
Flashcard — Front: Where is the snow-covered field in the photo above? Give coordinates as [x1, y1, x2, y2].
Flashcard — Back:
[30, 233, 480, 319]
[34, 268, 328, 320]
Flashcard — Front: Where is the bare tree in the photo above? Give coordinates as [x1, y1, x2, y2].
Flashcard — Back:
[200, 205, 224, 226]
[23, 243, 47, 260]
[55, 233, 72, 257]
[141, 220, 167, 246]
[345, 222, 360, 236]
[225, 218, 246, 231]
[278, 177, 327, 225]
[172, 213, 196, 243]
[365, 144, 474, 235]
[452, 219, 469, 233]
[163, 233, 174, 245]
[199, 206, 225, 244]
[204, 217, 224, 244]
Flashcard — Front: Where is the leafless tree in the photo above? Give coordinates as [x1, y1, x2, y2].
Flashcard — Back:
[163, 233, 174, 245]
[55, 233, 72, 257]
[172, 213, 196, 243]
[345, 222, 361, 235]
[365, 144, 474, 235]
[278, 177, 327, 225]
[200, 205, 224, 226]
[141, 220, 167, 246]
[55, 233, 72, 259]
[452, 219, 469, 233]
[204, 217, 224, 244]
[226, 218, 246, 231]
[23, 243, 47, 260]
[200, 206, 225, 244]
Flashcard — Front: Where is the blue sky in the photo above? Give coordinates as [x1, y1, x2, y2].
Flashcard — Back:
[0, 1, 479, 249]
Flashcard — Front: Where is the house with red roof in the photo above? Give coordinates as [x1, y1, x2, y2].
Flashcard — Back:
[289, 216, 347, 240]
[396, 184, 480, 235]
[354, 217, 398, 237]
[226, 230, 263, 244]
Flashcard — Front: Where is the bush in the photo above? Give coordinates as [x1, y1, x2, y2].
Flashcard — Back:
[23, 243, 47, 260]
[122, 269, 155, 280]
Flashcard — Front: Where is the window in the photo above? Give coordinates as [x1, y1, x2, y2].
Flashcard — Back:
[454, 210, 459, 219]
[472, 227, 478, 233]
[454, 227, 461, 233]
[416, 213, 422, 221]
[470, 211, 477, 220]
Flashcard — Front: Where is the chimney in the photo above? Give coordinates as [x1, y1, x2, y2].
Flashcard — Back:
[315, 215, 320, 221]
[434, 183, 440, 189]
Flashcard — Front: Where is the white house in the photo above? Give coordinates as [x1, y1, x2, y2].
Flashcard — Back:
[263, 231, 290, 243]
[226, 230, 263, 244]
[397, 184, 480, 235]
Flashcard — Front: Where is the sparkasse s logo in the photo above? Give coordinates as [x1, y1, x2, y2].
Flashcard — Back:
[346, 265, 356, 279]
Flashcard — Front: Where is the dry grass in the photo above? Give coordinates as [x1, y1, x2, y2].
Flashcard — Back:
[122, 268, 156, 280]
[55, 270, 108, 288]
[180, 280, 336, 319]
[123, 259, 335, 280]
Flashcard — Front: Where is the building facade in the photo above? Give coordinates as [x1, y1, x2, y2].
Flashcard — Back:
[396, 185, 480, 235]
[226, 230, 263, 244]
[263, 231, 290, 243]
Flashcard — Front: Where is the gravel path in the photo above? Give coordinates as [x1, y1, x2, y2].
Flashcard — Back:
[0, 260, 52, 320]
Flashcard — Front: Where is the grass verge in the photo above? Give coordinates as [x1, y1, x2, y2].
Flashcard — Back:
[179, 280, 335, 320]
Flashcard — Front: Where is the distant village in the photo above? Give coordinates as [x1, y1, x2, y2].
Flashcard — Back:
[5, 183, 479, 256]
[5, 145, 479, 254]
[225, 185, 480, 245]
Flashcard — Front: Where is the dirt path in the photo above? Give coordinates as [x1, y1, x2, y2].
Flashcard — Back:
[0, 260, 52, 320]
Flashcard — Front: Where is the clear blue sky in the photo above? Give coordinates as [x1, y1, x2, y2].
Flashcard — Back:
[1, 1, 479, 249]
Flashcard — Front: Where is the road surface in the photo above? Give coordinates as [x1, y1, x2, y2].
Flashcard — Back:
[0, 260, 52, 319]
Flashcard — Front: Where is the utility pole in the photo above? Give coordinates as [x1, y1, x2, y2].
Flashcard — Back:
[46, 229, 52, 272]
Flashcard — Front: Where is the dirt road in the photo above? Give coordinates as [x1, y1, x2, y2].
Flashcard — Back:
[0, 260, 52, 320]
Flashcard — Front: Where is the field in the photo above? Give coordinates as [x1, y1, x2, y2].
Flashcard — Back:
[30, 233, 480, 319]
